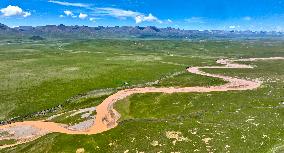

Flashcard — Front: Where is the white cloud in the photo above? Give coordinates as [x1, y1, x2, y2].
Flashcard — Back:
[48, 0, 89, 8]
[52, 4, 162, 24]
[0, 5, 31, 17]
[185, 17, 205, 23]
[63, 10, 77, 18]
[229, 25, 241, 29]
[134, 16, 142, 23]
[135, 13, 161, 24]
[96, 7, 139, 18]
[64, 10, 73, 16]
[95, 7, 161, 24]
[61, 11, 87, 19]
[243, 16, 252, 21]
[89, 17, 101, 22]
[144, 13, 162, 23]
[79, 13, 88, 19]
[89, 18, 96, 22]
[167, 19, 173, 23]
[48, 3, 162, 24]
[276, 26, 284, 32]
[23, 12, 31, 17]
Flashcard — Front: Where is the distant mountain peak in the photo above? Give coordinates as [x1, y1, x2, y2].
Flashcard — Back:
[0, 23, 9, 30]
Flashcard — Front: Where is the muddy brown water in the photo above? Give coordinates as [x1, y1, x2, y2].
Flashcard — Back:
[0, 57, 283, 149]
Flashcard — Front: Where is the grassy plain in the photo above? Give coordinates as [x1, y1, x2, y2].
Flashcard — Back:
[1, 39, 284, 152]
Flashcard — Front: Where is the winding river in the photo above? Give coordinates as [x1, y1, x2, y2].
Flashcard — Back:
[0, 57, 283, 149]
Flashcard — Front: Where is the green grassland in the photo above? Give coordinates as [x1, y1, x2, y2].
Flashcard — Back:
[1, 39, 244, 120]
[1, 39, 284, 152]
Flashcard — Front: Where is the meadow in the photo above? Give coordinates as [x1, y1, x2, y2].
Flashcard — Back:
[1, 38, 284, 152]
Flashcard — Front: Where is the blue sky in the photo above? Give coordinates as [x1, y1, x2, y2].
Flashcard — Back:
[1, 0, 284, 31]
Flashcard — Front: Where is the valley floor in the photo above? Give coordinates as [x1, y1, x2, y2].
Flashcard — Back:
[0, 39, 284, 152]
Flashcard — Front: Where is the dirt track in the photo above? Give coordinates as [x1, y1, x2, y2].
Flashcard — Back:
[1, 57, 283, 149]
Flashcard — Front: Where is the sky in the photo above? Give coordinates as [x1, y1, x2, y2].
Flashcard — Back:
[1, 0, 284, 31]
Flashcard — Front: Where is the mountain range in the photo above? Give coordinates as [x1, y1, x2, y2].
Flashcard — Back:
[1, 23, 284, 39]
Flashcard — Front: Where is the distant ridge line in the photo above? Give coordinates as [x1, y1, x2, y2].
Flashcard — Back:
[1, 23, 284, 39]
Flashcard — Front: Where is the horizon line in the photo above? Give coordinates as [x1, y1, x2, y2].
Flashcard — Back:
[1, 22, 283, 33]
